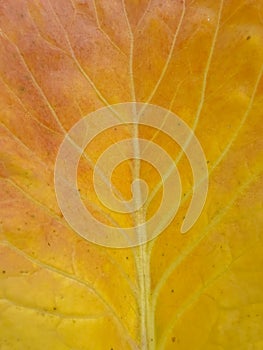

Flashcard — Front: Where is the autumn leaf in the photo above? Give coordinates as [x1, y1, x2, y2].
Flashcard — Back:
[0, 0, 263, 349]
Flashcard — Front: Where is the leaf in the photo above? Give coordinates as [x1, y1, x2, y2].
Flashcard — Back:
[0, 0, 263, 349]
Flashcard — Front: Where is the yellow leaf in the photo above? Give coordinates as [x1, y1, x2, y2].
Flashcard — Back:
[0, 0, 263, 349]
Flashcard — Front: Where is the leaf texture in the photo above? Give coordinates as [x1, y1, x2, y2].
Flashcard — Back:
[0, 0, 263, 349]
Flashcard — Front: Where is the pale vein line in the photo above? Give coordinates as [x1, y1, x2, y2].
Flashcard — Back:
[26, 6, 71, 57]
[220, 2, 245, 28]
[146, 0, 224, 209]
[1, 25, 132, 212]
[3, 175, 122, 235]
[0, 76, 60, 135]
[1, 114, 137, 293]
[2, 85, 137, 290]
[92, 0, 126, 56]
[158, 17, 179, 37]
[68, 0, 78, 21]
[121, 1, 149, 348]
[69, 0, 125, 56]
[3, 6, 137, 340]
[121, 0, 136, 101]
[150, 62, 263, 253]
[68, 0, 77, 11]
[0, 122, 49, 170]
[47, 0, 121, 112]
[1, 176, 137, 295]
[31, 0, 135, 218]
[3, 178, 63, 222]
[0, 240, 138, 349]
[0, 297, 73, 350]
[0, 30, 67, 134]
[0, 26, 138, 289]
[144, 0, 186, 105]
[210, 63, 263, 171]
[186, 0, 224, 131]
[159, 239, 261, 349]
[0, 297, 108, 320]
[4, 99, 132, 210]
[152, 167, 263, 316]
[44, 1, 133, 180]
[120, 1, 153, 348]
[135, 0, 153, 32]
[45, 1, 133, 211]
[203, 68, 241, 102]
[142, 79, 185, 155]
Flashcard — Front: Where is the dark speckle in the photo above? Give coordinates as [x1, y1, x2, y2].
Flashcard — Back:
[2, 270, 6, 274]
[171, 289, 174, 293]
[53, 307, 57, 311]
[246, 36, 251, 40]
[172, 336, 176, 342]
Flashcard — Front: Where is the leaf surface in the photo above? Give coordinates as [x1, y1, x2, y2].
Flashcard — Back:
[0, 0, 263, 349]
